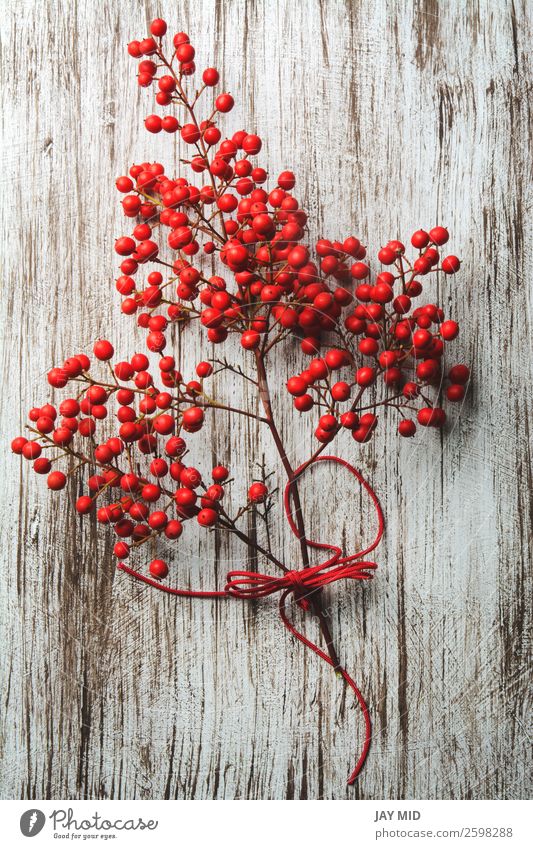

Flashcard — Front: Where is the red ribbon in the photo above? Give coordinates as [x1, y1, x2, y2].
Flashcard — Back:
[118, 455, 384, 784]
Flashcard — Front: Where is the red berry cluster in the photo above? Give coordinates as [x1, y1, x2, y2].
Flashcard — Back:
[12, 340, 273, 580]
[13, 18, 470, 588]
[284, 226, 468, 443]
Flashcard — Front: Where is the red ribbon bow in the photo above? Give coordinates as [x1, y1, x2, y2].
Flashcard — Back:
[225, 559, 378, 600]
[118, 455, 384, 785]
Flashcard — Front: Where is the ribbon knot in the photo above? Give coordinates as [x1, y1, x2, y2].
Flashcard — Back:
[286, 569, 305, 589]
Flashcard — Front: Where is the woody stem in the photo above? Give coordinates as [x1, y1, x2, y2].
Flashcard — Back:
[254, 349, 341, 671]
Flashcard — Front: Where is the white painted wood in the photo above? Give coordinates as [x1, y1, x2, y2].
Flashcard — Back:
[1, 0, 531, 799]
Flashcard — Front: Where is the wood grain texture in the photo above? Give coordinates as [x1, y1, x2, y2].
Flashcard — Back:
[1, 0, 532, 800]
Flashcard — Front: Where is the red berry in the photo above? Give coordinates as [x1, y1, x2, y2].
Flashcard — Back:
[398, 420, 416, 437]
[93, 339, 114, 360]
[331, 381, 350, 402]
[242, 134, 262, 155]
[144, 114, 162, 133]
[278, 171, 295, 190]
[360, 413, 378, 429]
[340, 411, 358, 429]
[411, 230, 429, 249]
[148, 511, 168, 530]
[53, 427, 73, 446]
[11, 436, 28, 454]
[149, 458, 167, 478]
[76, 496, 93, 514]
[441, 255, 460, 274]
[166, 436, 186, 457]
[33, 457, 51, 474]
[383, 367, 402, 385]
[288, 245, 309, 268]
[413, 256, 431, 275]
[114, 542, 130, 559]
[301, 337, 321, 355]
[325, 349, 347, 370]
[202, 68, 219, 86]
[47, 367, 68, 388]
[212, 465, 229, 482]
[165, 520, 183, 540]
[429, 226, 449, 245]
[152, 414, 173, 435]
[181, 123, 201, 143]
[309, 358, 328, 379]
[115, 361, 134, 381]
[393, 294, 411, 314]
[343, 236, 361, 256]
[387, 240, 405, 255]
[174, 488, 197, 507]
[131, 353, 150, 372]
[182, 406, 204, 431]
[286, 376, 308, 396]
[149, 559, 169, 580]
[139, 37, 157, 55]
[248, 482, 268, 503]
[447, 384, 465, 401]
[158, 74, 176, 94]
[150, 18, 167, 37]
[180, 466, 201, 488]
[359, 338, 379, 356]
[448, 364, 470, 384]
[377, 246, 396, 265]
[413, 328, 432, 349]
[440, 320, 459, 340]
[22, 441, 41, 459]
[142, 484, 161, 503]
[372, 283, 394, 304]
[215, 93, 234, 113]
[206, 484, 224, 501]
[403, 382, 419, 399]
[121, 473, 140, 493]
[294, 394, 314, 412]
[356, 367, 375, 387]
[352, 426, 372, 443]
[351, 262, 369, 279]
[416, 359, 439, 380]
[173, 32, 190, 47]
[424, 247, 439, 267]
[319, 414, 337, 431]
[378, 350, 396, 368]
[162, 115, 179, 133]
[196, 361, 213, 378]
[197, 508, 218, 527]
[36, 414, 54, 433]
[127, 41, 142, 58]
[176, 43, 195, 63]
[116, 176, 134, 192]
[47, 471, 67, 490]
[417, 407, 446, 427]
[241, 329, 260, 350]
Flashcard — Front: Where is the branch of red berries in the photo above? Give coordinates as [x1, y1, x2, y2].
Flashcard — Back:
[12, 16, 471, 784]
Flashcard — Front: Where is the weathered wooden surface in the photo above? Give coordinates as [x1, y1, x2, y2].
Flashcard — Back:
[1, 0, 532, 800]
